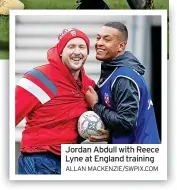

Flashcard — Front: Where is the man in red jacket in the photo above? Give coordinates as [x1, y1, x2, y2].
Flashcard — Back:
[15, 28, 108, 174]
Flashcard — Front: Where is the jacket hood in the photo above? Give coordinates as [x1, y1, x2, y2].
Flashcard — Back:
[102, 51, 145, 75]
[47, 44, 62, 69]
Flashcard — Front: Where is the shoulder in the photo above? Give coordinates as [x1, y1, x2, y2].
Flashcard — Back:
[115, 66, 140, 76]
[112, 67, 142, 90]
[17, 65, 57, 104]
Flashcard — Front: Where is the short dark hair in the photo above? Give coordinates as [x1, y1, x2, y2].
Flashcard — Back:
[103, 22, 128, 41]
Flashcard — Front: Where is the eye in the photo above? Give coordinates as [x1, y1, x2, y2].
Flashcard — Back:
[79, 45, 86, 49]
[96, 36, 101, 40]
[68, 44, 75, 49]
[104, 38, 111, 42]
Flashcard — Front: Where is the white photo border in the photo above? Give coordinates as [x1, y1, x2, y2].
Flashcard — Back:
[9, 10, 167, 180]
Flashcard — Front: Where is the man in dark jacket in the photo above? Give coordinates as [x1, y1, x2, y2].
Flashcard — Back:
[85, 22, 160, 144]
[76, 0, 154, 9]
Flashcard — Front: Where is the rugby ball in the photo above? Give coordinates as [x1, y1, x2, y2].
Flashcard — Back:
[77, 111, 105, 139]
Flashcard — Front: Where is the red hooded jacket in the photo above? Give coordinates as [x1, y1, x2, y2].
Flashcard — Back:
[15, 45, 95, 155]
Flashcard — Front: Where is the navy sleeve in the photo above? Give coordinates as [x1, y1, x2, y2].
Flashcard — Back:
[93, 77, 139, 135]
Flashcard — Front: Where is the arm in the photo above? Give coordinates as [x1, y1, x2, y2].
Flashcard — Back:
[85, 78, 139, 135]
[16, 68, 57, 126]
[15, 85, 41, 126]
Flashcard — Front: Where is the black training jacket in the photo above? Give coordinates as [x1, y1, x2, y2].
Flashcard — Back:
[93, 51, 146, 135]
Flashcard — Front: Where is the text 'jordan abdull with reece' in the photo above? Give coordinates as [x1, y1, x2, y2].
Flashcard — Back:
[65, 146, 160, 153]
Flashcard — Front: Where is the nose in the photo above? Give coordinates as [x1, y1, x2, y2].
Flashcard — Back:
[96, 38, 104, 47]
[73, 46, 81, 55]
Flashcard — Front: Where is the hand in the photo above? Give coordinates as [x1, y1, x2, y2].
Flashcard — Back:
[89, 129, 110, 142]
[85, 86, 98, 109]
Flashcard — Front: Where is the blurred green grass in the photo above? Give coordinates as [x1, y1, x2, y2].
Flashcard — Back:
[0, 0, 169, 59]
[0, 50, 9, 59]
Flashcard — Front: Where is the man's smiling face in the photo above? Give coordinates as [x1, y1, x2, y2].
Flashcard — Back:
[61, 37, 88, 72]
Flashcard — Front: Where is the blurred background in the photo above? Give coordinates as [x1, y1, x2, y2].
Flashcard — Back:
[15, 14, 162, 172]
[0, 0, 168, 59]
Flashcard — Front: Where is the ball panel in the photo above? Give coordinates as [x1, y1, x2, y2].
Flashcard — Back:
[77, 111, 105, 139]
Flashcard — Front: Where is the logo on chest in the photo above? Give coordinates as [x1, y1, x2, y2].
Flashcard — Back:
[104, 93, 111, 108]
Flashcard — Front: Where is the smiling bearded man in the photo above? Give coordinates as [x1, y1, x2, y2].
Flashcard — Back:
[15, 28, 96, 174]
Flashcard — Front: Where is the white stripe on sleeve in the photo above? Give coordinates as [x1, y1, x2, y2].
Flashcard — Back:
[17, 78, 50, 104]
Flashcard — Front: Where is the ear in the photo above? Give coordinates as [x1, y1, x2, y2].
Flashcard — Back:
[119, 41, 127, 52]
